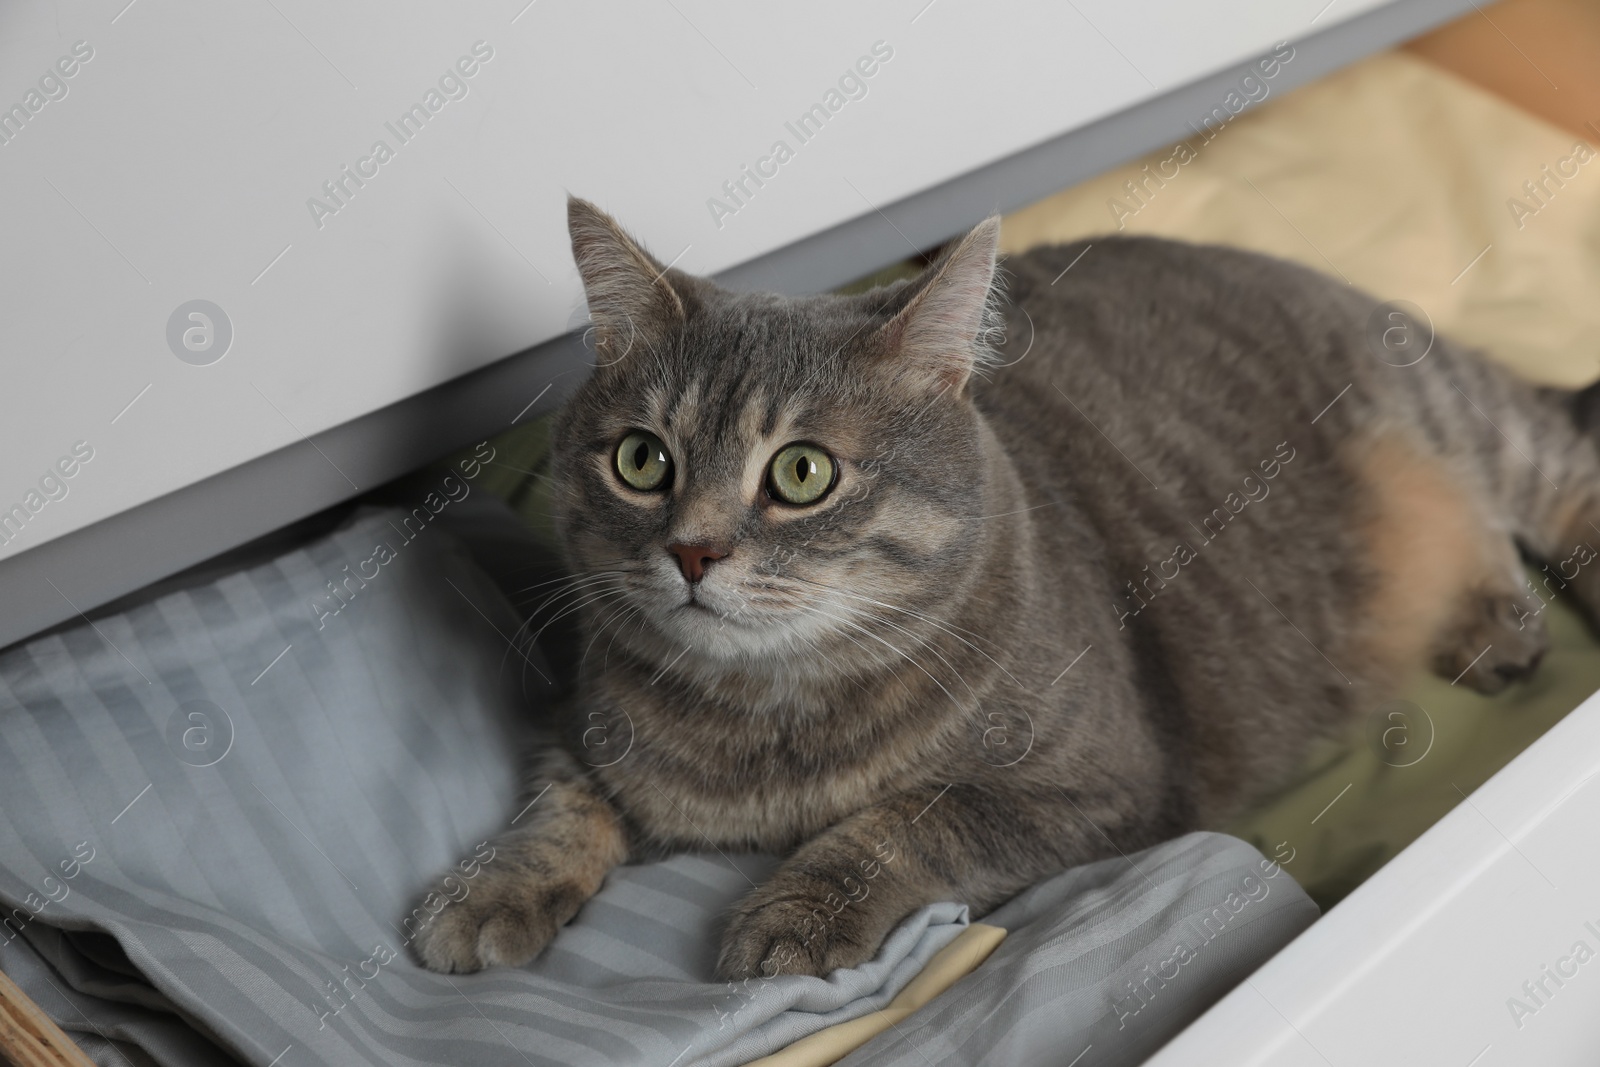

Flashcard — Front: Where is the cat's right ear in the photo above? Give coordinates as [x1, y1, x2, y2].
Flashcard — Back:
[567, 196, 687, 363]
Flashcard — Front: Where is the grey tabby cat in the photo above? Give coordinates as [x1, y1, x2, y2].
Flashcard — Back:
[413, 195, 1594, 979]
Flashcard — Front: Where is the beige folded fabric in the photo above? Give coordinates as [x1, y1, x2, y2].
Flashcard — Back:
[742, 924, 1006, 1067]
[999, 50, 1600, 387]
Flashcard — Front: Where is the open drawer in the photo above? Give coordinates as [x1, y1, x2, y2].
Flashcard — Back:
[1150, 684, 1600, 1065]
[9, 0, 1600, 1063]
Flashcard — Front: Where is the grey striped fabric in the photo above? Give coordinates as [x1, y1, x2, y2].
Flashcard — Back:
[0, 506, 974, 1067]
[0, 503, 1316, 1067]
[842, 834, 1319, 1066]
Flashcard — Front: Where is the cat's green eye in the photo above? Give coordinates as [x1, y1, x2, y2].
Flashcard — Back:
[767, 443, 836, 506]
[615, 431, 673, 492]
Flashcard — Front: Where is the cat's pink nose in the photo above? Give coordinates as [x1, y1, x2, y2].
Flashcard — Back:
[667, 543, 728, 584]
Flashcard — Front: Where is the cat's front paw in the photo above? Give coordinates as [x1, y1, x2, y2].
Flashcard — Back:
[409, 866, 590, 974]
[715, 890, 882, 981]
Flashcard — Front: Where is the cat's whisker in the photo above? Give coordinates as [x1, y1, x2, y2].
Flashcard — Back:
[501, 576, 629, 678]
[826, 600, 983, 704]
[790, 601, 968, 714]
[501, 603, 554, 681]
[518, 575, 630, 617]
[791, 577, 1022, 689]
[788, 617, 877, 697]
[516, 577, 630, 633]
[506, 574, 625, 651]
[790, 573, 995, 646]
[766, 605, 878, 694]
[734, 585, 803, 609]
[517, 587, 631, 687]
[518, 566, 630, 601]
[814, 639, 876, 697]
[575, 597, 626, 662]
[525, 586, 631, 651]
[603, 604, 650, 671]
[511, 561, 634, 596]
[775, 576, 985, 697]
[582, 598, 645, 671]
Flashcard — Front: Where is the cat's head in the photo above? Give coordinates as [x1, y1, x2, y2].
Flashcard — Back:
[550, 197, 1004, 671]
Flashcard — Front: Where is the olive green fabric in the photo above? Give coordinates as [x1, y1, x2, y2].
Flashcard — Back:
[1224, 567, 1600, 910]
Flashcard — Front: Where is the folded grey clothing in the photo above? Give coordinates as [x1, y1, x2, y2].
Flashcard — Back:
[2, 929, 237, 1067]
[847, 833, 1318, 1067]
[0, 501, 1317, 1067]
[0, 505, 970, 1067]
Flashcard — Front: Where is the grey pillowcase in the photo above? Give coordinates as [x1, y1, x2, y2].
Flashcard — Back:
[0, 504, 973, 1067]
[0, 500, 1317, 1067]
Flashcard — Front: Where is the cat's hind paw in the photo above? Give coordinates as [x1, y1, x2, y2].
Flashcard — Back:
[1433, 588, 1549, 695]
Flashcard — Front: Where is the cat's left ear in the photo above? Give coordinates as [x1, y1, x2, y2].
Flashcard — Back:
[873, 216, 1001, 394]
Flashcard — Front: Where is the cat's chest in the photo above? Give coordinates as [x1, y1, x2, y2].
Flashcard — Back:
[580, 696, 924, 851]
[600, 757, 880, 852]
